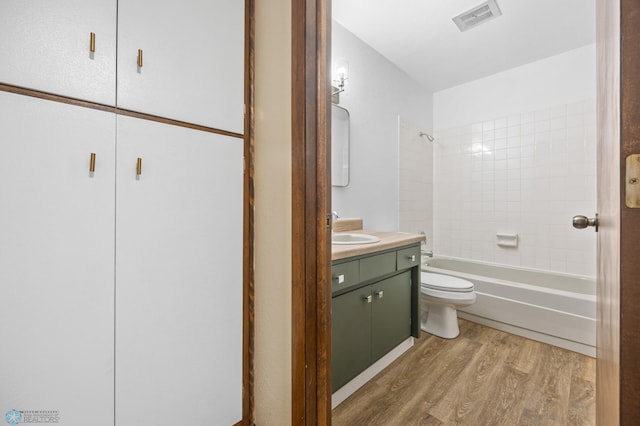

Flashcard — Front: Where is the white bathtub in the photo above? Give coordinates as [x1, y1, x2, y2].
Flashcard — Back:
[422, 257, 596, 356]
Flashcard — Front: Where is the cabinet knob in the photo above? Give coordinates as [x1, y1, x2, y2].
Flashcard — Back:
[89, 153, 96, 174]
[336, 274, 345, 284]
[376, 290, 384, 299]
[407, 255, 416, 262]
[363, 295, 372, 304]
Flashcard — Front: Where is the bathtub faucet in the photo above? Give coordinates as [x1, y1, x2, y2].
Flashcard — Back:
[422, 250, 433, 258]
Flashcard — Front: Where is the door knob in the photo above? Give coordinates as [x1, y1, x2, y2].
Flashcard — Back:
[572, 214, 599, 232]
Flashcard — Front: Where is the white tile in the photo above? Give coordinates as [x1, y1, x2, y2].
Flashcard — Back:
[494, 128, 508, 139]
[483, 130, 495, 141]
[535, 132, 550, 144]
[507, 126, 521, 137]
[535, 120, 550, 133]
[520, 134, 535, 146]
[507, 137, 521, 149]
[507, 147, 520, 159]
[494, 117, 508, 129]
[521, 122, 535, 135]
[494, 138, 507, 150]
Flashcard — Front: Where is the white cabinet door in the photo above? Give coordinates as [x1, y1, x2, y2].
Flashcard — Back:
[115, 116, 243, 425]
[0, 92, 115, 425]
[117, 0, 244, 133]
[0, 0, 117, 106]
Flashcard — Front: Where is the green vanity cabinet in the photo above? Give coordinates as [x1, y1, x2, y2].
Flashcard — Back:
[371, 270, 412, 361]
[332, 284, 373, 391]
[332, 243, 421, 392]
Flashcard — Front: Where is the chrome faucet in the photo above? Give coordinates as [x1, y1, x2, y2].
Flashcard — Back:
[331, 211, 339, 234]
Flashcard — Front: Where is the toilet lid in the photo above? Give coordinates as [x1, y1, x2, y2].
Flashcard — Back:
[421, 272, 474, 293]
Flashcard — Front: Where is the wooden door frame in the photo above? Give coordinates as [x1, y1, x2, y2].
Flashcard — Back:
[291, 0, 332, 424]
[291, 0, 640, 425]
[618, 0, 640, 422]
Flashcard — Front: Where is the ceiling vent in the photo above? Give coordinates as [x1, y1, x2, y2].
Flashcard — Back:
[452, 0, 502, 32]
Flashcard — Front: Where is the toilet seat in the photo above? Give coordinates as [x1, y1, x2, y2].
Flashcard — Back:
[421, 272, 474, 293]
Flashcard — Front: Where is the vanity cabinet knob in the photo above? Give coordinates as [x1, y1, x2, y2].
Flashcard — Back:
[408, 255, 416, 262]
[363, 295, 372, 304]
[89, 153, 96, 173]
[376, 290, 384, 299]
[336, 274, 345, 284]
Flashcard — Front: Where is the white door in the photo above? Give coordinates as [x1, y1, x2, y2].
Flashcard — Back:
[115, 116, 244, 425]
[0, 92, 115, 425]
[117, 0, 245, 133]
[0, 0, 116, 105]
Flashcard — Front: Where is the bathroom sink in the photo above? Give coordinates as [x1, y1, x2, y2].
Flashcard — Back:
[332, 233, 380, 245]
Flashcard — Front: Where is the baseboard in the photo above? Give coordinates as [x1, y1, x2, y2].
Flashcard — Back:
[331, 337, 414, 409]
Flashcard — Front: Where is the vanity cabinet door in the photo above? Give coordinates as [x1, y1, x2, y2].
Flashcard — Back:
[115, 116, 243, 425]
[0, 0, 117, 105]
[332, 285, 373, 392]
[371, 271, 412, 361]
[0, 92, 116, 424]
[117, 0, 244, 132]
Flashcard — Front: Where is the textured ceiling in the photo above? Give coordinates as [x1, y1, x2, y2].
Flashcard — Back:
[333, 0, 595, 92]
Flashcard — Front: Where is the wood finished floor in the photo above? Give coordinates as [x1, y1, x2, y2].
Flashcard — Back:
[332, 319, 595, 426]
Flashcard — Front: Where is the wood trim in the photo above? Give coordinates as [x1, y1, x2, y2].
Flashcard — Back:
[116, 109, 244, 138]
[596, 0, 621, 424]
[291, 0, 332, 424]
[0, 83, 116, 113]
[619, 0, 640, 423]
[243, 0, 256, 424]
[0, 84, 244, 139]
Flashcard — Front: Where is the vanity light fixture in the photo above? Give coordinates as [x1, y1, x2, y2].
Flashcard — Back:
[332, 60, 349, 95]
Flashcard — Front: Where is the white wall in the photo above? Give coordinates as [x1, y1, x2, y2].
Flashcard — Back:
[398, 118, 433, 250]
[254, 0, 291, 423]
[331, 21, 433, 231]
[433, 44, 597, 277]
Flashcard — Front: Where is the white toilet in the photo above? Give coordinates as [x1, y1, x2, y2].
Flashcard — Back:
[420, 272, 476, 339]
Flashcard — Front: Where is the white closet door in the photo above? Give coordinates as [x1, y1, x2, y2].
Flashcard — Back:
[0, 0, 116, 105]
[0, 92, 115, 425]
[115, 116, 243, 425]
[117, 0, 244, 133]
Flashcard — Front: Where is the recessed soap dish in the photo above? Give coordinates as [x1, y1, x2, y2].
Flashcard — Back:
[496, 233, 518, 248]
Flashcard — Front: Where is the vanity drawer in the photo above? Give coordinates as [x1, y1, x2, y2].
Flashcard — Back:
[397, 245, 421, 270]
[332, 259, 360, 293]
[360, 251, 396, 282]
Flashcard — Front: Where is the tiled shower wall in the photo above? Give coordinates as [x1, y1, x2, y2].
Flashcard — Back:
[433, 100, 597, 277]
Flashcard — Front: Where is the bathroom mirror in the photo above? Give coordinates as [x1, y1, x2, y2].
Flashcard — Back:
[331, 104, 350, 187]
